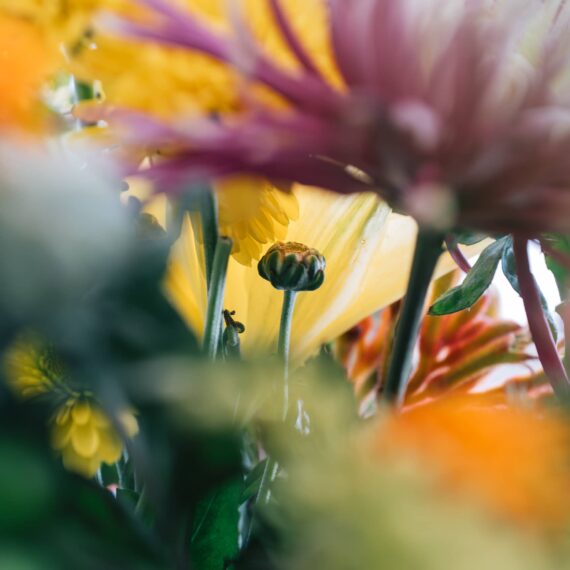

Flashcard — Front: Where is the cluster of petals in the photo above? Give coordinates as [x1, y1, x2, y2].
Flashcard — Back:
[103, 0, 570, 236]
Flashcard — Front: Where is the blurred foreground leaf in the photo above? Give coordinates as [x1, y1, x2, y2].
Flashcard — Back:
[190, 477, 243, 570]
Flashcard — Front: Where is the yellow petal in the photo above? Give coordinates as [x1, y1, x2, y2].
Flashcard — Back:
[166, 185, 487, 365]
[62, 448, 100, 478]
[119, 411, 139, 437]
[71, 401, 92, 425]
[54, 403, 72, 426]
[70, 422, 100, 458]
[165, 215, 208, 338]
[96, 429, 123, 464]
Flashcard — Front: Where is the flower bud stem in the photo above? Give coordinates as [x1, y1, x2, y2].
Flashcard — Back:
[382, 229, 444, 406]
[203, 237, 233, 359]
[278, 290, 297, 418]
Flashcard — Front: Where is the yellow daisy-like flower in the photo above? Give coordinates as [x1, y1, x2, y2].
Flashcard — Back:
[216, 177, 299, 265]
[5, 337, 137, 478]
[0, 0, 126, 49]
[50, 0, 319, 265]
[2, 0, 337, 116]
[5, 336, 63, 398]
[125, 174, 299, 266]
[166, 186, 485, 364]
[51, 397, 137, 478]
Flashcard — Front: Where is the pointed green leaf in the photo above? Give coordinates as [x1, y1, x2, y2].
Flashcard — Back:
[429, 238, 508, 316]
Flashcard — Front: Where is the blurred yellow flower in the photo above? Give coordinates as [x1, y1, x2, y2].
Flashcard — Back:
[5, 336, 137, 478]
[69, 0, 339, 118]
[51, 397, 137, 478]
[0, 0, 125, 49]
[124, 174, 299, 266]
[43, 0, 322, 265]
[166, 186, 483, 364]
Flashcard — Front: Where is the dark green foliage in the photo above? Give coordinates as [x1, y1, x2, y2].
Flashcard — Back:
[190, 477, 243, 570]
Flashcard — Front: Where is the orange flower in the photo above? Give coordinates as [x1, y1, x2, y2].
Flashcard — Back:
[0, 15, 54, 132]
[336, 272, 537, 408]
[375, 397, 570, 530]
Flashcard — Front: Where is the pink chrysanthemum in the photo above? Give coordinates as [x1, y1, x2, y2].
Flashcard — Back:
[105, 0, 570, 235]
[100, 0, 570, 399]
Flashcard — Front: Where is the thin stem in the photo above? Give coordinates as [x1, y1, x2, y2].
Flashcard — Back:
[179, 186, 219, 285]
[445, 233, 472, 273]
[203, 237, 232, 359]
[198, 189, 219, 287]
[243, 291, 296, 547]
[513, 236, 570, 398]
[539, 238, 570, 377]
[278, 290, 297, 419]
[382, 229, 444, 406]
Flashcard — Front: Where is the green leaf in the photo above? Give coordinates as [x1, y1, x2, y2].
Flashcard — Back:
[190, 477, 243, 570]
[501, 238, 558, 340]
[429, 238, 508, 315]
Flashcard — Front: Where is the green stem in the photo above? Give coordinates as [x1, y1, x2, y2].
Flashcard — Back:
[278, 290, 297, 419]
[178, 186, 219, 285]
[197, 189, 219, 287]
[203, 237, 233, 359]
[382, 229, 444, 406]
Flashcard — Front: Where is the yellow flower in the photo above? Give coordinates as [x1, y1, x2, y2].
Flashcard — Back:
[2, 0, 337, 116]
[51, 397, 137, 478]
[216, 177, 299, 265]
[0, 0, 125, 49]
[69, 0, 339, 118]
[5, 336, 62, 398]
[166, 186, 484, 364]
[5, 336, 137, 477]
[125, 174, 299, 266]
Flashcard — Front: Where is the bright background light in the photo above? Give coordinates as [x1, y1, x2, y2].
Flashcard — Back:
[494, 242, 560, 325]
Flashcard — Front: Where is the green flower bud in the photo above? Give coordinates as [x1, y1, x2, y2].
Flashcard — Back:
[258, 242, 326, 292]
